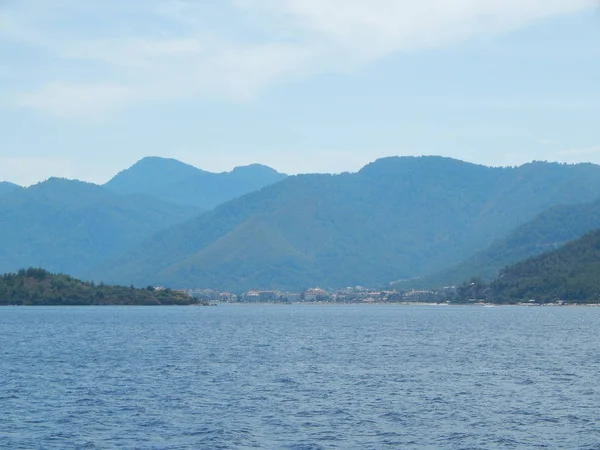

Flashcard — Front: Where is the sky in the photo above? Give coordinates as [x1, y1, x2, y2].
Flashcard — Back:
[1, 0, 599, 185]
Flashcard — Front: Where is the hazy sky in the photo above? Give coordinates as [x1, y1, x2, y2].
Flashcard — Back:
[1, 0, 599, 185]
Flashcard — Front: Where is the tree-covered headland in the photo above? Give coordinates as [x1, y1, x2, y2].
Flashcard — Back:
[0, 268, 198, 305]
[453, 228, 600, 304]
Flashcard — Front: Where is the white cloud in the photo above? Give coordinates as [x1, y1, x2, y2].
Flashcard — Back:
[236, 0, 594, 58]
[17, 82, 136, 119]
[62, 37, 204, 69]
[2, 0, 596, 118]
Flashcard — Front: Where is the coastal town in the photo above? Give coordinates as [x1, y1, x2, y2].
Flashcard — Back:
[174, 285, 574, 306]
[181, 286, 459, 304]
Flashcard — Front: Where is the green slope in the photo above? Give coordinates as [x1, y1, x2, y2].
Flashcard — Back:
[0, 178, 200, 277]
[489, 229, 600, 303]
[97, 157, 600, 292]
[104, 156, 287, 210]
[398, 198, 600, 289]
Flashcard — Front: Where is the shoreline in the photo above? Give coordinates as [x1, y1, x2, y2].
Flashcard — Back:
[4, 301, 600, 307]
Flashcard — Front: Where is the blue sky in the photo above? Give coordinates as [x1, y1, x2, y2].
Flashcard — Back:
[1, 0, 599, 185]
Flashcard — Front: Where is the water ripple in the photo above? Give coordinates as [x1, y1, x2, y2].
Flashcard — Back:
[2, 305, 600, 448]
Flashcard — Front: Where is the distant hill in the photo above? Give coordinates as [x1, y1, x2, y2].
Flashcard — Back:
[95, 156, 600, 292]
[398, 198, 600, 289]
[0, 181, 22, 196]
[0, 178, 199, 277]
[488, 228, 600, 303]
[0, 267, 197, 305]
[104, 156, 287, 210]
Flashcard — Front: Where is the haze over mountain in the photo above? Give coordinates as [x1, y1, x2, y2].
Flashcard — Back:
[399, 198, 600, 289]
[104, 157, 287, 210]
[95, 156, 600, 292]
[488, 228, 600, 303]
[0, 178, 199, 276]
[0, 182, 22, 196]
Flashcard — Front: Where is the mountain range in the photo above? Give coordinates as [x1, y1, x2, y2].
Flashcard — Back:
[4, 155, 600, 293]
[0, 158, 286, 277]
[94, 156, 600, 291]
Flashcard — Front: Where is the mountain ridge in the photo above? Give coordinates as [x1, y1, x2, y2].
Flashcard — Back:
[0, 157, 290, 278]
[104, 156, 287, 209]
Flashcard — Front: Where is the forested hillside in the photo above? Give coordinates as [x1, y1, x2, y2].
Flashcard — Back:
[400, 198, 600, 289]
[0, 178, 199, 277]
[488, 229, 600, 303]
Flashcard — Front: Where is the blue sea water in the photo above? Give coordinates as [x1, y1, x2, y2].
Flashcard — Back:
[1, 304, 600, 449]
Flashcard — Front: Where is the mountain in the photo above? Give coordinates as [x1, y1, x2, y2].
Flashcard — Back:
[488, 228, 600, 303]
[0, 268, 197, 305]
[104, 156, 287, 210]
[398, 198, 600, 289]
[0, 178, 200, 277]
[95, 156, 600, 292]
[0, 181, 22, 196]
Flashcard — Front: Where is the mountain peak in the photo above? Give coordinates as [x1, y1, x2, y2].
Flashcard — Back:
[231, 164, 283, 176]
[111, 157, 205, 182]
[104, 157, 204, 194]
[104, 156, 287, 209]
[358, 155, 488, 178]
[25, 178, 109, 204]
[133, 156, 204, 171]
[32, 177, 98, 189]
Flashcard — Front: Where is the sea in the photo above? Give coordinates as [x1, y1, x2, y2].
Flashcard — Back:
[1, 304, 600, 449]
